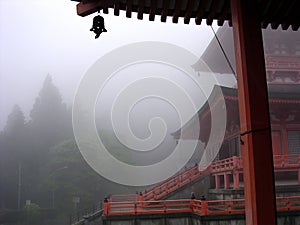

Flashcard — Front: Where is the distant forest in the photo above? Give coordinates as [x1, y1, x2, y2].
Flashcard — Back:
[0, 75, 135, 225]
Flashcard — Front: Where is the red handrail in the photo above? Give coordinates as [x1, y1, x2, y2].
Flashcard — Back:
[104, 196, 300, 216]
[210, 156, 242, 173]
[143, 165, 210, 201]
[273, 154, 300, 169]
[109, 154, 300, 203]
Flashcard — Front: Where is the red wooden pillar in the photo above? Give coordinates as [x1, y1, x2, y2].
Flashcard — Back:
[233, 171, 240, 189]
[224, 173, 230, 189]
[104, 200, 109, 215]
[215, 175, 221, 189]
[231, 0, 277, 225]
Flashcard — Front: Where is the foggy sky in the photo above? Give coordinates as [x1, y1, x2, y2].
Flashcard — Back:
[0, 0, 232, 130]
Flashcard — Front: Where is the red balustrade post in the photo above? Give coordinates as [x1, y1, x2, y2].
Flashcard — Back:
[193, 200, 199, 214]
[227, 202, 232, 214]
[286, 198, 290, 210]
[201, 200, 208, 215]
[104, 199, 109, 215]
[134, 203, 137, 214]
[163, 201, 167, 213]
[188, 170, 192, 181]
[190, 199, 195, 212]
[139, 192, 144, 207]
[177, 175, 181, 187]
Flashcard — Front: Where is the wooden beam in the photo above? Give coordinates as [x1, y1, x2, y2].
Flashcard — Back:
[172, 0, 181, 23]
[126, 0, 133, 18]
[114, 0, 120, 16]
[76, 0, 113, 16]
[103, 7, 109, 14]
[195, 0, 209, 25]
[184, 0, 196, 24]
[231, 0, 277, 225]
[161, 0, 170, 22]
[217, 0, 230, 26]
[149, 0, 157, 21]
[137, 0, 145, 20]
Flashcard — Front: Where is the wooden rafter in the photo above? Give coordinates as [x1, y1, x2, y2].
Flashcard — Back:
[74, 0, 300, 30]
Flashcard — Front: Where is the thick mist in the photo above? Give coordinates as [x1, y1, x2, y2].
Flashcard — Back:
[0, 0, 238, 224]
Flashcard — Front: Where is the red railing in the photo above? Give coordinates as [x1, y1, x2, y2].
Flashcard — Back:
[273, 154, 300, 170]
[143, 165, 210, 201]
[210, 154, 300, 174]
[210, 156, 242, 173]
[104, 196, 300, 216]
[265, 55, 300, 72]
[109, 155, 300, 203]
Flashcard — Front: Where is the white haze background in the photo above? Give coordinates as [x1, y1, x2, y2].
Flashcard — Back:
[0, 0, 236, 130]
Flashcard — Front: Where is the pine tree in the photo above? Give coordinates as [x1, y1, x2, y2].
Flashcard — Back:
[0, 105, 27, 208]
[29, 75, 71, 152]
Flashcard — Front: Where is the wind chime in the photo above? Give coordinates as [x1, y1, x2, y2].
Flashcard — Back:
[90, 10, 107, 39]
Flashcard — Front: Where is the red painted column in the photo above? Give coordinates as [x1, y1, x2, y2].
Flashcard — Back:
[215, 175, 221, 189]
[231, 0, 277, 225]
[224, 173, 230, 189]
[233, 171, 240, 189]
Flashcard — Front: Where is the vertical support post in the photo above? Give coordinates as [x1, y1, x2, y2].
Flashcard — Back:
[230, 0, 277, 225]
[134, 203, 137, 214]
[298, 169, 300, 185]
[104, 198, 109, 215]
[281, 126, 289, 155]
[177, 175, 181, 187]
[233, 171, 240, 189]
[215, 175, 220, 189]
[224, 173, 230, 189]
[201, 200, 208, 216]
